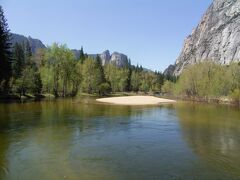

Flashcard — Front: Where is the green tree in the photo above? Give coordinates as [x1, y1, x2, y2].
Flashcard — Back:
[82, 58, 103, 94]
[40, 66, 54, 94]
[139, 71, 156, 93]
[0, 6, 12, 94]
[41, 43, 78, 97]
[104, 64, 129, 92]
[25, 40, 32, 66]
[13, 66, 35, 97]
[162, 80, 175, 95]
[152, 72, 164, 93]
[118, 68, 130, 92]
[79, 46, 86, 64]
[32, 72, 42, 95]
[174, 62, 240, 100]
[99, 82, 111, 96]
[131, 70, 141, 92]
[104, 63, 119, 92]
[70, 61, 82, 96]
[96, 55, 105, 83]
[12, 43, 25, 78]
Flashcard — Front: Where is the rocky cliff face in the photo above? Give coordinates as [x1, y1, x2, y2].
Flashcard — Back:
[11, 33, 46, 53]
[169, 0, 240, 76]
[110, 52, 128, 67]
[99, 50, 129, 67]
[100, 50, 111, 65]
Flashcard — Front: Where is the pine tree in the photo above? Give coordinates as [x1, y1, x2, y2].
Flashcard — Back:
[0, 6, 12, 94]
[79, 46, 85, 64]
[95, 55, 105, 83]
[33, 72, 42, 95]
[12, 43, 25, 78]
[25, 40, 32, 66]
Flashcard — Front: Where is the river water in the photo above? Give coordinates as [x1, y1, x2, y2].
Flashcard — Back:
[0, 98, 239, 179]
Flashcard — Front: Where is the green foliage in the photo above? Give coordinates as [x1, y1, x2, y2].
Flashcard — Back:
[162, 80, 175, 95]
[79, 46, 87, 64]
[24, 40, 32, 65]
[230, 89, 240, 103]
[152, 72, 164, 92]
[40, 66, 54, 94]
[12, 66, 42, 96]
[70, 61, 82, 96]
[33, 72, 43, 95]
[99, 82, 111, 96]
[82, 57, 103, 94]
[104, 64, 130, 92]
[172, 62, 240, 101]
[130, 71, 141, 92]
[0, 6, 12, 93]
[11, 42, 42, 96]
[40, 43, 80, 97]
[12, 43, 25, 78]
[95, 55, 105, 83]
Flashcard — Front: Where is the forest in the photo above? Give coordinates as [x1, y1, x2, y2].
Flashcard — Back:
[0, 5, 239, 104]
[162, 62, 240, 103]
[0, 6, 172, 99]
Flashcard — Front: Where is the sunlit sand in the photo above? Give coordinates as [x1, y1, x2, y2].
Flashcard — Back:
[96, 96, 176, 105]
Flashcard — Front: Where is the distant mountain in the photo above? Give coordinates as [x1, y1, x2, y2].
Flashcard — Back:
[71, 49, 129, 67]
[163, 65, 175, 76]
[10, 33, 46, 53]
[165, 0, 240, 76]
[11, 33, 130, 67]
[100, 50, 129, 67]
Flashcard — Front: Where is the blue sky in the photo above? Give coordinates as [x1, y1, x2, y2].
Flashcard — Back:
[1, 0, 212, 71]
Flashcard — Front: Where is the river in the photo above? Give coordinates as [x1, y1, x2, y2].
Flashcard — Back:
[0, 98, 239, 179]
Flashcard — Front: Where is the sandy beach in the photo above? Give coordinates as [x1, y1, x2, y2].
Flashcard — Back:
[96, 96, 176, 105]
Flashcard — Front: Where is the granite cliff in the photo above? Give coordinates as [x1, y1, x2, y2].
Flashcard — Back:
[100, 50, 129, 67]
[165, 0, 240, 76]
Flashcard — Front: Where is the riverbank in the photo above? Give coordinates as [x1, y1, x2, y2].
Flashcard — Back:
[0, 93, 55, 103]
[164, 95, 240, 107]
[1, 92, 239, 107]
[96, 96, 176, 105]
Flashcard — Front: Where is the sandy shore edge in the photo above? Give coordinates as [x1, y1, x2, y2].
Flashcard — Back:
[96, 96, 176, 105]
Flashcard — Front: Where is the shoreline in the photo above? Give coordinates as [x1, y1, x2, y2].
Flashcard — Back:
[0, 93, 238, 107]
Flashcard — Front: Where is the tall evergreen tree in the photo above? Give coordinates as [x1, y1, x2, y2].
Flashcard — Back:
[0, 6, 12, 93]
[79, 46, 85, 64]
[25, 40, 32, 66]
[95, 55, 105, 83]
[12, 43, 25, 78]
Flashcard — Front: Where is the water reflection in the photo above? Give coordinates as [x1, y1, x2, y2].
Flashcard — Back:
[0, 98, 148, 179]
[0, 99, 239, 179]
[176, 103, 240, 177]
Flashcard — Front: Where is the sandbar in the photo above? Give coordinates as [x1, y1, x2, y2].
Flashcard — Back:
[96, 96, 176, 105]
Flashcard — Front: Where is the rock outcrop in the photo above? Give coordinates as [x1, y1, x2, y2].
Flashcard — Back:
[96, 50, 129, 67]
[82, 50, 129, 67]
[169, 0, 240, 76]
[100, 50, 111, 65]
[163, 65, 175, 76]
[109, 52, 128, 67]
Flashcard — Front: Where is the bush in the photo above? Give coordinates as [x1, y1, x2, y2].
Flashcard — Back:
[162, 80, 175, 95]
[99, 83, 111, 96]
[230, 89, 240, 104]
